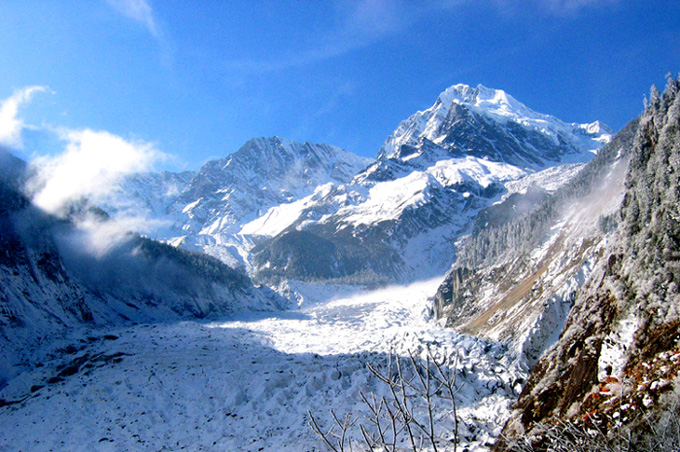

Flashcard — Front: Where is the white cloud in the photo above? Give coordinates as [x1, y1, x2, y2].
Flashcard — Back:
[106, 0, 159, 38]
[225, 0, 408, 75]
[489, 0, 619, 16]
[0, 86, 48, 150]
[105, 0, 174, 67]
[28, 128, 166, 216]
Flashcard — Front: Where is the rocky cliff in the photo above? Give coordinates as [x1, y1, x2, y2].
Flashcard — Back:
[491, 76, 680, 449]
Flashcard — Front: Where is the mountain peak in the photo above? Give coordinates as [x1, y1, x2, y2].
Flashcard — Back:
[436, 83, 556, 129]
[170, 136, 371, 244]
[437, 83, 480, 105]
[438, 83, 514, 108]
[229, 136, 368, 167]
[375, 83, 612, 169]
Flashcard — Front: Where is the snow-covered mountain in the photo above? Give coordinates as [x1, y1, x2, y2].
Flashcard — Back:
[245, 84, 611, 284]
[249, 156, 529, 283]
[107, 137, 371, 269]
[98, 84, 610, 287]
[357, 84, 611, 183]
[97, 84, 610, 287]
[174, 137, 371, 234]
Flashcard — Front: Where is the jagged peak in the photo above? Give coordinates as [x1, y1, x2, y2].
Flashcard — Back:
[377, 83, 612, 164]
[438, 83, 518, 109]
[230, 136, 358, 161]
[436, 83, 553, 126]
[202, 137, 370, 178]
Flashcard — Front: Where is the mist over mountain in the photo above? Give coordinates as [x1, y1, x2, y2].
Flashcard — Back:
[0, 153, 283, 386]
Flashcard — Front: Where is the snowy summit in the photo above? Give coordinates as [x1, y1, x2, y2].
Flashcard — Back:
[378, 83, 612, 168]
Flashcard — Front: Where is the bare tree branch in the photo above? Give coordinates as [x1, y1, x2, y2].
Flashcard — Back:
[310, 348, 464, 452]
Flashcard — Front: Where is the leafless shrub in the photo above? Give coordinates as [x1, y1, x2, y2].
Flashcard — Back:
[504, 402, 680, 452]
[309, 348, 463, 452]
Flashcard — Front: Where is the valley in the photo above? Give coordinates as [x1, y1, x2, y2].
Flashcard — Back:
[0, 278, 524, 452]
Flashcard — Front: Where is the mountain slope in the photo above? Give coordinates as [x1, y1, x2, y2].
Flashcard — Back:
[175, 137, 370, 233]
[250, 156, 528, 284]
[108, 137, 371, 269]
[433, 117, 638, 365]
[496, 77, 680, 448]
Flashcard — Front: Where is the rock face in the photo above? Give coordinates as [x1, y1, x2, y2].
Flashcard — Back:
[366, 84, 610, 180]
[435, 77, 680, 449]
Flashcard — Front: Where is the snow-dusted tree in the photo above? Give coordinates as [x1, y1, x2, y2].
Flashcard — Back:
[496, 75, 680, 451]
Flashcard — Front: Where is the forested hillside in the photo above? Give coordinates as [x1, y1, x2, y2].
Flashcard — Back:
[496, 76, 680, 449]
[433, 116, 638, 363]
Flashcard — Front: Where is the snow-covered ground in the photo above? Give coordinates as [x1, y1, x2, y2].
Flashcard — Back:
[0, 278, 526, 452]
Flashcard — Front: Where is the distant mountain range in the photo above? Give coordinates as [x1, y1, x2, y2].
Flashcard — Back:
[105, 84, 611, 286]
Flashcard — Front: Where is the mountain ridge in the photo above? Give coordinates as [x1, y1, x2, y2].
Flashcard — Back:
[372, 83, 611, 172]
[94, 84, 612, 288]
[245, 84, 611, 285]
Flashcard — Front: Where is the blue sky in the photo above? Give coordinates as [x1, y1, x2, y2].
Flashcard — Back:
[1, 0, 679, 171]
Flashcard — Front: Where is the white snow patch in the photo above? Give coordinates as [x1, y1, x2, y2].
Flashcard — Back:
[599, 315, 639, 381]
[339, 157, 525, 228]
[240, 196, 310, 237]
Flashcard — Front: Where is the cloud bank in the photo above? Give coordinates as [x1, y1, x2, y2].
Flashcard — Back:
[0, 86, 48, 150]
[29, 128, 165, 216]
[0, 86, 172, 242]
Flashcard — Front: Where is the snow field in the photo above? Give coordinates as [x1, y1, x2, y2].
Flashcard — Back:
[0, 278, 525, 451]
